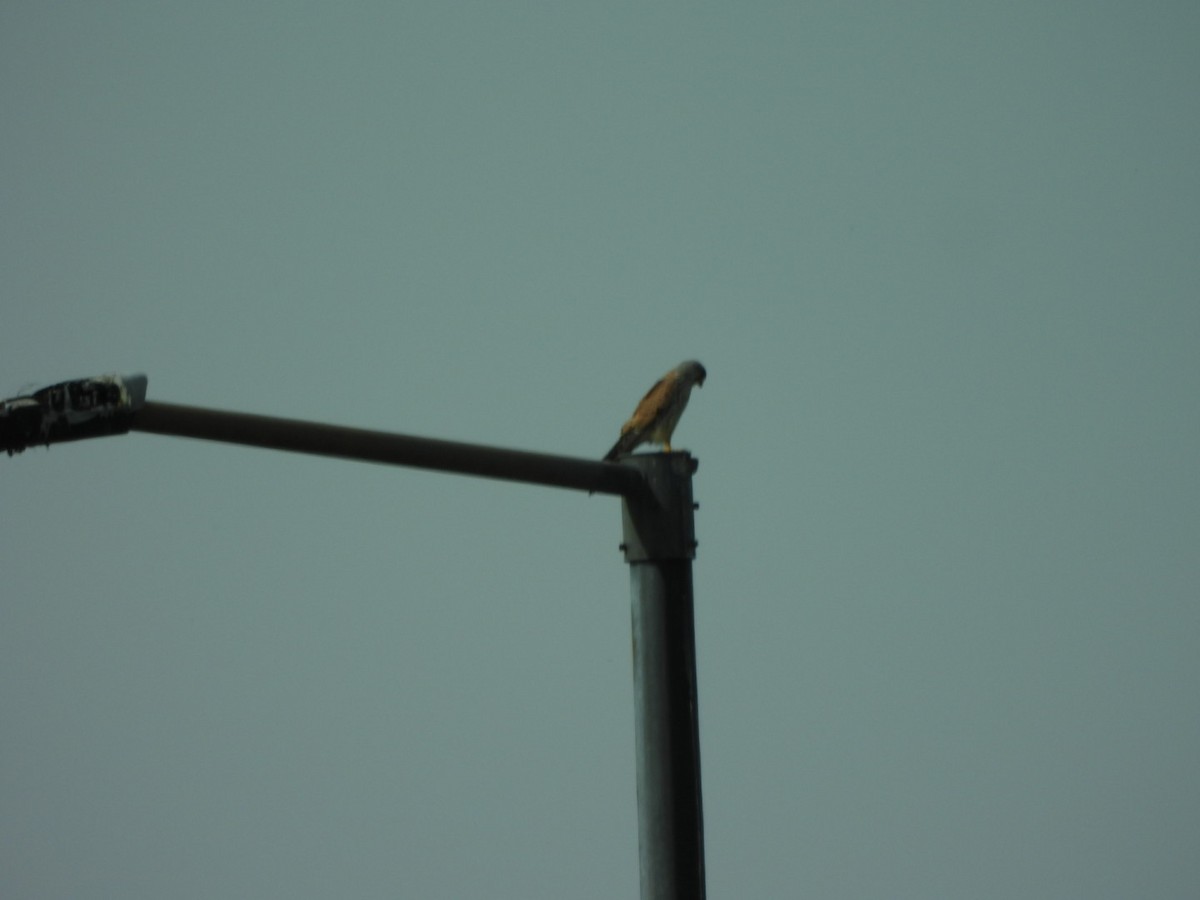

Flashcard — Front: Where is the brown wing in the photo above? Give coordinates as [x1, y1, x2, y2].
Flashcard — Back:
[602, 372, 679, 461]
[624, 373, 677, 434]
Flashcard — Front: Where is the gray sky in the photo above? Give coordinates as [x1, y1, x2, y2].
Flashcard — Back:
[2, 3, 1198, 897]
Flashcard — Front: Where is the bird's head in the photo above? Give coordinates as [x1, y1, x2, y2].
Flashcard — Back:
[679, 360, 707, 388]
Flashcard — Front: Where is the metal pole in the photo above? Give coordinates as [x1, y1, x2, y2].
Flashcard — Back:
[130, 401, 644, 497]
[0, 375, 646, 497]
[620, 453, 706, 900]
[3, 374, 707, 894]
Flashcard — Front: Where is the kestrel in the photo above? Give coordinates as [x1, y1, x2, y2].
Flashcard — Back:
[603, 360, 707, 461]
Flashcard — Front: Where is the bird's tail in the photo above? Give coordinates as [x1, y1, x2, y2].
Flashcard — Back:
[602, 434, 632, 462]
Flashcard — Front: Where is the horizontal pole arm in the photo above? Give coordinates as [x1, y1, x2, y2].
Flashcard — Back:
[132, 401, 645, 498]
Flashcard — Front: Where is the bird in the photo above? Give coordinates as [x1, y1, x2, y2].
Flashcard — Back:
[603, 360, 706, 461]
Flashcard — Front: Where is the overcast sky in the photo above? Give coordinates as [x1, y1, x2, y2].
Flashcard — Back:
[2, 3, 1198, 898]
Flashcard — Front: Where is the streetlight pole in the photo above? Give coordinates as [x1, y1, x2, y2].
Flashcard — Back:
[620, 453, 706, 900]
[1, 373, 707, 899]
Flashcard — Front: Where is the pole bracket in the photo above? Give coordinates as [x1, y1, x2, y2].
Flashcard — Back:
[618, 452, 699, 563]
